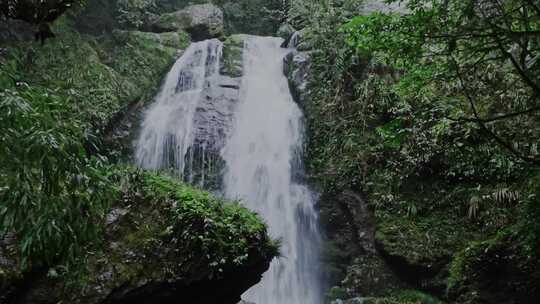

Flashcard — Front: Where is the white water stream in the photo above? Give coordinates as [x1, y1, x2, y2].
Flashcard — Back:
[221, 36, 322, 304]
[135, 39, 223, 185]
[135, 36, 322, 304]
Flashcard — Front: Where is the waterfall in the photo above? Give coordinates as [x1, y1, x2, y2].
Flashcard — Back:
[135, 39, 224, 187]
[134, 36, 322, 304]
[221, 36, 322, 304]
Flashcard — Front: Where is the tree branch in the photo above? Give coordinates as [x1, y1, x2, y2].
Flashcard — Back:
[450, 56, 540, 165]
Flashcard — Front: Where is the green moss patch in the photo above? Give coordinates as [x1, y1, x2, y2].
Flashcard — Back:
[220, 34, 247, 77]
[2, 17, 188, 133]
[57, 167, 278, 301]
[375, 209, 477, 270]
[447, 232, 540, 303]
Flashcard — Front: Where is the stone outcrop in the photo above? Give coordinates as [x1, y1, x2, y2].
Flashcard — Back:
[360, 0, 409, 14]
[283, 50, 311, 107]
[318, 191, 405, 300]
[0, 170, 277, 304]
[183, 35, 247, 189]
[152, 4, 224, 41]
[282, 30, 312, 107]
[277, 23, 295, 44]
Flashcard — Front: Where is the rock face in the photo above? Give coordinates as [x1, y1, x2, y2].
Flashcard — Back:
[283, 50, 311, 107]
[282, 30, 312, 107]
[360, 0, 409, 14]
[318, 191, 405, 300]
[188, 36, 246, 189]
[277, 23, 295, 42]
[153, 4, 224, 41]
[0, 170, 277, 304]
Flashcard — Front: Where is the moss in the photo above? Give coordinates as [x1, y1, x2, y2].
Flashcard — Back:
[220, 34, 247, 77]
[447, 231, 540, 303]
[341, 254, 405, 298]
[355, 290, 443, 304]
[153, 11, 192, 31]
[375, 209, 477, 268]
[3, 17, 188, 134]
[56, 168, 278, 301]
[392, 290, 443, 304]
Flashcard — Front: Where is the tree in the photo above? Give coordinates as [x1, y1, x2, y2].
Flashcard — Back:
[0, 0, 85, 43]
[343, 0, 540, 165]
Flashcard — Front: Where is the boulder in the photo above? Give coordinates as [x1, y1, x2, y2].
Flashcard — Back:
[153, 4, 224, 41]
[360, 0, 409, 14]
[0, 170, 277, 304]
[112, 29, 191, 50]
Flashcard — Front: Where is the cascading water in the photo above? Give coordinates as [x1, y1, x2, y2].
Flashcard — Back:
[135, 39, 224, 187]
[221, 36, 322, 304]
[134, 35, 322, 304]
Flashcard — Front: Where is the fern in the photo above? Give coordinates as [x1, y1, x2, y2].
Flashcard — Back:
[492, 188, 520, 205]
[468, 195, 481, 219]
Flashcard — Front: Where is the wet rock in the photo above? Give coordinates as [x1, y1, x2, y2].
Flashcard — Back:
[283, 50, 311, 106]
[220, 34, 248, 78]
[284, 29, 312, 51]
[152, 4, 224, 41]
[188, 36, 246, 189]
[277, 23, 296, 47]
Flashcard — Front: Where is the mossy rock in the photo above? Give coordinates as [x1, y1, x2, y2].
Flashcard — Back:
[62, 169, 277, 303]
[112, 29, 190, 50]
[220, 34, 248, 78]
[341, 254, 406, 298]
[152, 4, 224, 41]
[338, 290, 442, 304]
[277, 23, 295, 41]
[447, 233, 540, 304]
[374, 208, 477, 283]
[1, 169, 278, 304]
[153, 11, 193, 32]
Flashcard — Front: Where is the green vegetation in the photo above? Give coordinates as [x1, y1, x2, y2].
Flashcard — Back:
[2, 19, 184, 131]
[0, 57, 118, 268]
[214, 0, 286, 35]
[286, 0, 540, 302]
[0, 13, 185, 268]
[56, 168, 277, 299]
[1, 7, 281, 300]
[220, 34, 247, 77]
[1, 0, 263, 270]
[125, 169, 278, 270]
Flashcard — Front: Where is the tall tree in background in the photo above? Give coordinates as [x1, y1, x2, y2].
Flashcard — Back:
[344, 0, 540, 165]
